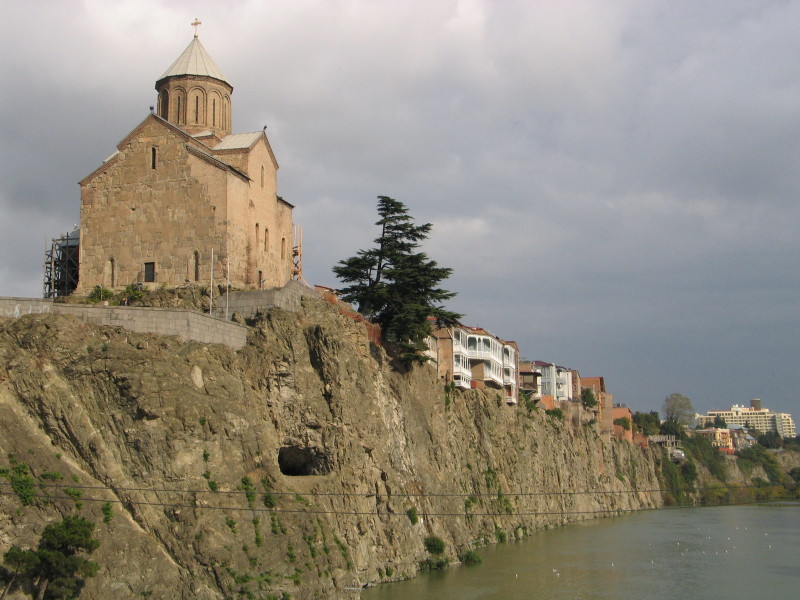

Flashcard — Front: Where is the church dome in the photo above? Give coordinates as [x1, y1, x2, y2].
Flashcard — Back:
[156, 37, 230, 87]
[155, 33, 233, 137]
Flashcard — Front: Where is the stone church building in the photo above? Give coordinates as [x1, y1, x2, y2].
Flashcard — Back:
[76, 32, 294, 293]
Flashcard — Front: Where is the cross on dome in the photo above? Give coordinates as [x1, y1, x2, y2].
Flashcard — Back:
[191, 18, 202, 38]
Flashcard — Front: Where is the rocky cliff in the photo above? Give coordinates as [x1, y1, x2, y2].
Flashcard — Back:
[0, 297, 663, 599]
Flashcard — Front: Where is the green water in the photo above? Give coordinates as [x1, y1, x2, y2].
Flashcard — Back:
[361, 503, 799, 600]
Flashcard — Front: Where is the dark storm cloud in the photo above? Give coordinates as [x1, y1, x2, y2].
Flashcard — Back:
[1, 1, 798, 416]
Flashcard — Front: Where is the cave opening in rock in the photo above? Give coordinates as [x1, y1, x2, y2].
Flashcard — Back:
[278, 446, 330, 476]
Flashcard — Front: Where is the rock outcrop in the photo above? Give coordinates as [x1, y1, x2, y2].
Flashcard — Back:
[0, 297, 662, 599]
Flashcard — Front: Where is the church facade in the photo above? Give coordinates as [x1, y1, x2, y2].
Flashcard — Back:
[77, 33, 294, 293]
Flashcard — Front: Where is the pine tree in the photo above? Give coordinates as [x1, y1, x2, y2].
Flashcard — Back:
[1, 516, 99, 600]
[333, 196, 461, 364]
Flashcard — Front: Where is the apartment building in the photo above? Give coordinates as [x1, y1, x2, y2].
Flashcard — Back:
[697, 399, 796, 438]
[427, 324, 519, 405]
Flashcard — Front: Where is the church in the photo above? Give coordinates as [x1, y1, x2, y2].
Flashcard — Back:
[76, 28, 295, 294]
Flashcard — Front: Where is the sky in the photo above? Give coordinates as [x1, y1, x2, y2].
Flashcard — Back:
[1, 0, 799, 418]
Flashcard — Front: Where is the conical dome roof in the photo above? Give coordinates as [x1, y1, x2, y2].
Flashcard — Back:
[158, 37, 228, 84]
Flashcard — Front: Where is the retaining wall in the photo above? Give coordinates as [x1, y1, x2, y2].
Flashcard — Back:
[214, 279, 319, 318]
[0, 297, 247, 350]
[0, 298, 53, 318]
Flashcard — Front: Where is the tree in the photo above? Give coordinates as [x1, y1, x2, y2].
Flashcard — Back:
[758, 431, 784, 449]
[712, 415, 727, 429]
[1, 516, 99, 600]
[659, 418, 683, 438]
[333, 196, 461, 364]
[662, 393, 695, 426]
[633, 411, 660, 436]
[1, 547, 39, 600]
[580, 388, 598, 408]
[613, 417, 631, 431]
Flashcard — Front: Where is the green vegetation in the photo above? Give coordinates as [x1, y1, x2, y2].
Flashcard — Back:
[0, 455, 37, 506]
[87, 285, 113, 303]
[736, 445, 784, 484]
[286, 542, 296, 563]
[1, 516, 99, 600]
[225, 517, 237, 534]
[405, 507, 418, 525]
[423, 536, 445, 555]
[253, 518, 263, 547]
[613, 417, 631, 431]
[444, 381, 456, 408]
[240, 476, 256, 507]
[633, 411, 660, 436]
[101, 502, 113, 524]
[418, 557, 448, 571]
[458, 549, 482, 565]
[333, 535, 353, 570]
[681, 460, 698, 488]
[260, 477, 277, 509]
[757, 431, 784, 449]
[545, 408, 564, 420]
[521, 393, 538, 414]
[333, 196, 461, 365]
[683, 434, 726, 482]
[662, 393, 695, 426]
[202, 470, 218, 492]
[580, 388, 598, 408]
[658, 451, 687, 505]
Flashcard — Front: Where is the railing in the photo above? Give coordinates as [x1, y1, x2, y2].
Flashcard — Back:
[454, 373, 472, 388]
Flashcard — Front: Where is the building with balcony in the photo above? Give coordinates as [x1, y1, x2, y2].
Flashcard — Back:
[427, 324, 519, 405]
[519, 361, 542, 402]
[535, 361, 573, 403]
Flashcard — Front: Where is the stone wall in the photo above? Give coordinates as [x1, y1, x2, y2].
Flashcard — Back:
[0, 298, 53, 318]
[214, 279, 319, 318]
[0, 297, 246, 350]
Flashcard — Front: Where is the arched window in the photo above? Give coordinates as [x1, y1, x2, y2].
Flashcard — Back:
[160, 91, 169, 118]
[176, 96, 182, 124]
[261, 165, 264, 188]
[109, 258, 115, 288]
[281, 237, 286, 260]
[256, 223, 260, 247]
[212, 98, 216, 127]
[151, 147, 157, 169]
[194, 251, 200, 282]
[264, 228, 269, 251]
[194, 96, 199, 123]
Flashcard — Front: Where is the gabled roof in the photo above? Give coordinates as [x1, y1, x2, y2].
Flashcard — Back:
[79, 113, 250, 185]
[214, 132, 262, 150]
[213, 131, 280, 171]
[158, 37, 229, 85]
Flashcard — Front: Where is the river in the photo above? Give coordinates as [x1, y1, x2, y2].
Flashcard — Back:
[361, 503, 799, 600]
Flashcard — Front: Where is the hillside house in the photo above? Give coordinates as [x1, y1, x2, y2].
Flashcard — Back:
[427, 325, 519, 405]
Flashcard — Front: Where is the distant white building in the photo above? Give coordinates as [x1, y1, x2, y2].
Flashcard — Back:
[535, 361, 573, 402]
[697, 399, 796, 438]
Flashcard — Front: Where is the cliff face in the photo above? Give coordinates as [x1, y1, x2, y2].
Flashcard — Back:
[0, 298, 662, 599]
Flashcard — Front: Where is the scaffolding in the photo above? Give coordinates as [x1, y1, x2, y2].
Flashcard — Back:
[292, 224, 303, 281]
[43, 229, 80, 298]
